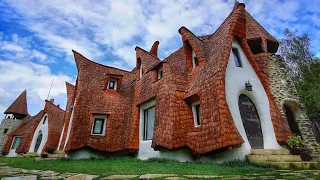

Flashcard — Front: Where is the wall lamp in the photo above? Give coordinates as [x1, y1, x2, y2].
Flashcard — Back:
[245, 80, 252, 91]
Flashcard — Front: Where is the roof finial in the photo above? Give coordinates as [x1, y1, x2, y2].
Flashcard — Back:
[233, 0, 240, 10]
[150, 41, 159, 57]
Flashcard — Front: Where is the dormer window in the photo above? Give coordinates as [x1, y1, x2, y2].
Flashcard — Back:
[158, 67, 163, 80]
[192, 51, 199, 68]
[232, 48, 242, 67]
[107, 79, 117, 90]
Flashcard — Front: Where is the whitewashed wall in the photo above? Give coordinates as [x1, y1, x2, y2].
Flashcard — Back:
[29, 113, 49, 154]
[223, 39, 283, 160]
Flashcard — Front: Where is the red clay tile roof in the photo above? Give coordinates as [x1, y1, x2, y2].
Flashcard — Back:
[4, 90, 28, 116]
[58, 82, 76, 150]
[150, 41, 159, 57]
[3, 100, 65, 154]
[136, 46, 161, 73]
[63, 2, 292, 155]
[2, 111, 43, 154]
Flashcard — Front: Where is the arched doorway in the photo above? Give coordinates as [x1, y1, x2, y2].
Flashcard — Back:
[238, 94, 264, 149]
[284, 104, 301, 136]
[34, 132, 42, 153]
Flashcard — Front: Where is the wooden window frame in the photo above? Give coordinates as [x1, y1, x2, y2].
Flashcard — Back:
[42, 116, 47, 124]
[143, 106, 155, 141]
[107, 79, 117, 90]
[192, 101, 201, 127]
[11, 136, 22, 149]
[232, 48, 242, 67]
[91, 116, 107, 136]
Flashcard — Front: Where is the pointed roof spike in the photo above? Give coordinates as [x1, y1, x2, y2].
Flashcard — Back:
[150, 41, 159, 57]
[4, 90, 28, 116]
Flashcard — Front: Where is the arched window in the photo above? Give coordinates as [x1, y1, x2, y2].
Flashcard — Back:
[34, 132, 43, 153]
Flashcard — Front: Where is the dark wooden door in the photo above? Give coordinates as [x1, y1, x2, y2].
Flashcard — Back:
[34, 133, 42, 152]
[238, 94, 264, 149]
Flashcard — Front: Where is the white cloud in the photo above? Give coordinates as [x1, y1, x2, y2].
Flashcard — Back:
[1, 42, 24, 52]
[0, 60, 73, 117]
[0, 33, 52, 63]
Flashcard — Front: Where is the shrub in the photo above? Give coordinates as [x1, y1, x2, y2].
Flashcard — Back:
[286, 135, 305, 148]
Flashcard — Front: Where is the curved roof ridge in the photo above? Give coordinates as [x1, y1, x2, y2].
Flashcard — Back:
[149, 41, 160, 57]
[72, 50, 129, 73]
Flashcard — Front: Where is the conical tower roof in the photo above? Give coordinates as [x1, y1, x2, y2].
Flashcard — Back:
[4, 90, 28, 116]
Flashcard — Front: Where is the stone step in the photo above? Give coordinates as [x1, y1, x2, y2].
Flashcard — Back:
[251, 149, 290, 155]
[48, 153, 65, 158]
[53, 150, 65, 154]
[23, 152, 40, 157]
[252, 161, 319, 170]
[248, 154, 302, 162]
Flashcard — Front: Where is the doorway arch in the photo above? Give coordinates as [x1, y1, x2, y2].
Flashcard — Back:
[283, 104, 302, 136]
[238, 94, 264, 149]
[34, 132, 43, 153]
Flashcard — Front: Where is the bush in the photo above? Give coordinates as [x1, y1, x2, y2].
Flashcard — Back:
[286, 135, 305, 148]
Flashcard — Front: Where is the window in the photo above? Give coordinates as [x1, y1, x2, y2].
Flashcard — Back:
[3, 128, 8, 134]
[43, 116, 47, 124]
[140, 64, 143, 79]
[158, 67, 163, 80]
[192, 51, 199, 68]
[11, 136, 22, 149]
[232, 48, 242, 67]
[107, 79, 117, 90]
[143, 106, 155, 140]
[92, 116, 107, 135]
[192, 102, 201, 126]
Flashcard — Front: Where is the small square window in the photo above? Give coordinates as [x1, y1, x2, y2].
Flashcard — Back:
[108, 80, 117, 90]
[11, 136, 22, 149]
[92, 117, 106, 135]
[158, 68, 163, 80]
[3, 128, 8, 134]
[43, 116, 47, 124]
[192, 51, 199, 68]
[232, 48, 242, 67]
[192, 102, 200, 127]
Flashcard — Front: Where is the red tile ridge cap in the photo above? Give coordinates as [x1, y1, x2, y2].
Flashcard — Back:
[72, 49, 130, 73]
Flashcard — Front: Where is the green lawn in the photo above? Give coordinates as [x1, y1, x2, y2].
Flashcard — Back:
[0, 157, 271, 176]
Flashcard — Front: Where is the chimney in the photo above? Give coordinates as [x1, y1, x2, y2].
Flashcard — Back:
[49, 98, 54, 103]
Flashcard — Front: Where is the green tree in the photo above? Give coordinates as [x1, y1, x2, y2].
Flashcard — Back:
[279, 29, 320, 115]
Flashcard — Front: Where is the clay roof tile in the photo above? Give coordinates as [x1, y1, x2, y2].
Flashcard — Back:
[4, 90, 28, 115]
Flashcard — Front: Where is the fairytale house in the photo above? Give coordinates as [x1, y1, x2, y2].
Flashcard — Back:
[2, 2, 319, 162]
[1, 91, 65, 157]
[57, 2, 319, 161]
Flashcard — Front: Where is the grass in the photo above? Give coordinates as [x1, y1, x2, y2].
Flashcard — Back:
[0, 157, 272, 176]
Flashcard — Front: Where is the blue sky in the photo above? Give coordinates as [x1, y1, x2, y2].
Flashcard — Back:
[0, 0, 319, 117]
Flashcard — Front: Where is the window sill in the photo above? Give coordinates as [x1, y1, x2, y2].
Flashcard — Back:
[193, 126, 201, 132]
[90, 134, 106, 138]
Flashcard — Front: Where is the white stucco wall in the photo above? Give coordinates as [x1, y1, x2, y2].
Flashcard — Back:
[57, 123, 65, 150]
[137, 100, 194, 162]
[63, 101, 76, 150]
[224, 39, 283, 160]
[29, 113, 49, 154]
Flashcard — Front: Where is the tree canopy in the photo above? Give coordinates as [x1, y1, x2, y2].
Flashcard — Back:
[279, 29, 320, 115]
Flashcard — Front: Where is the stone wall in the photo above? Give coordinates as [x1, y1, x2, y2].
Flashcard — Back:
[0, 118, 22, 155]
[268, 54, 320, 158]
